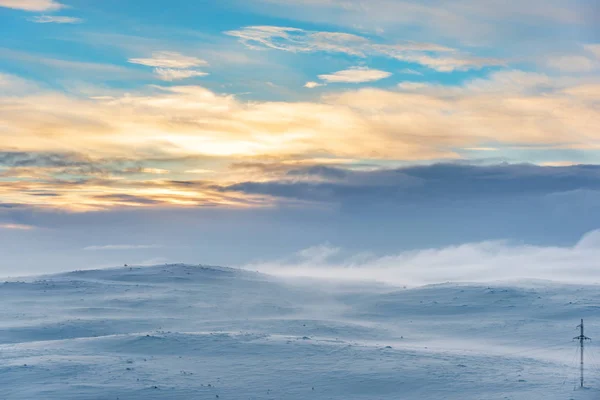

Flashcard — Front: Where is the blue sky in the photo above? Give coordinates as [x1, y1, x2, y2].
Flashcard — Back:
[0, 0, 599, 274]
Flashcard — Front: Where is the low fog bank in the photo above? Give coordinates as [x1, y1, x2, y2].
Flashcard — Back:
[3, 227, 600, 287]
[244, 229, 600, 287]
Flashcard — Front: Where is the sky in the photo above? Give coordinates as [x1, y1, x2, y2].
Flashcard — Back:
[0, 0, 599, 276]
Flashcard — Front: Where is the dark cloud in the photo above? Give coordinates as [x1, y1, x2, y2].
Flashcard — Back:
[221, 163, 600, 205]
[0, 203, 24, 209]
[285, 165, 351, 180]
[230, 160, 379, 176]
[92, 194, 164, 205]
[27, 193, 61, 197]
[0, 151, 174, 177]
[167, 180, 212, 188]
[0, 152, 91, 168]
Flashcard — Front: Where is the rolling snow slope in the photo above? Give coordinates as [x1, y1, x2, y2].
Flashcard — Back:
[1, 264, 599, 399]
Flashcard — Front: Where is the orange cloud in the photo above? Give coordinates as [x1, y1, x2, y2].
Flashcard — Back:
[1, 70, 599, 210]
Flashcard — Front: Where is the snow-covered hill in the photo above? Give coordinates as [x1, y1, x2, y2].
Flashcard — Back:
[1, 264, 599, 399]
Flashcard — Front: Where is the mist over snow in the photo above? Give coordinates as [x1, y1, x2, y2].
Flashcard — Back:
[245, 230, 600, 286]
[3, 163, 600, 276]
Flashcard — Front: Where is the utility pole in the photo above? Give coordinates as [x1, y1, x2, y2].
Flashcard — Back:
[574, 319, 591, 388]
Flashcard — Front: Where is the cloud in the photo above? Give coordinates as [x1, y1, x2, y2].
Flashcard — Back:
[140, 168, 169, 175]
[227, 26, 501, 72]
[397, 81, 430, 90]
[0, 72, 40, 94]
[225, 26, 369, 56]
[3, 176, 600, 275]
[543, 44, 600, 73]
[0, 151, 262, 210]
[128, 51, 208, 69]
[4, 71, 599, 162]
[539, 161, 580, 167]
[463, 70, 554, 93]
[399, 69, 423, 75]
[463, 147, 498, 152]
[0, 223, 35, 230]
[0, 0, 63, 11]
[304, 81, 324, 88]
[221, 163, 600, 206]
[318, 67, 391, 83]
[128, 51, 209, 82]
[0, 151, 172, 179]
[547, 55, 597, 72]
[585, 44, 600, 59]
[374, 44, 504, 72]
[0, 151, 92, 168]
[28, 15, 82, 23]
[154, 68, 209, 81]
[83, 244, 163, 251]
[0, 49, 143, 80]
[244, 0, 593, 45]
[388, 53, 504, 72]
[184, 169, 214, 174]
[0, 169, 273, 211]
[1, 69, 599, 210]
[244, 230, 600, 286]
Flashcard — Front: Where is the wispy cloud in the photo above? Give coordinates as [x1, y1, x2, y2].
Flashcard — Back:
[318, 67, 391, 83]
[28, 15, 82, 24]
[547, 55, 597, 72]
[0, 223, 35, 230]
[129, 51, 209, 81]
[226, 25, 501, 72]
[154, 68, 208, 81]
[128, 51, 208, 69]
[0, 72, 41, 94]
[247, 0, 592, 45]
[83, 244, 163, 251]
[388, 53, 503, 72]
[0, 0, 63, 11]
[0, 49, 143, 80]
[399, 68, 423, 75]
[226, 26, 369, 56]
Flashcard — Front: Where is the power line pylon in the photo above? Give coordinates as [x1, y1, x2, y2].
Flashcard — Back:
[574, 319, 591, 389]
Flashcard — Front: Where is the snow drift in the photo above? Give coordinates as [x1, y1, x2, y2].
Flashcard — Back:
[1, 263, 599, 399]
